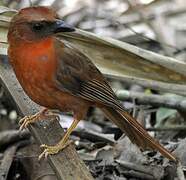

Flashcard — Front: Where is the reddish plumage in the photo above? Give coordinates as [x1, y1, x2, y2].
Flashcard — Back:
[8, 6, 177, 161]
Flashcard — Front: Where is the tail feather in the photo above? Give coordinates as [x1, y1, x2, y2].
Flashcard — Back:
[101, 106, 177, 162]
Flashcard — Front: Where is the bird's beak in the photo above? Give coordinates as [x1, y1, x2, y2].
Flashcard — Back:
[53, 19, 75, 33]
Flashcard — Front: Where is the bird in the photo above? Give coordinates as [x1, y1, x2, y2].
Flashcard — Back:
[7, 6, 177, 162]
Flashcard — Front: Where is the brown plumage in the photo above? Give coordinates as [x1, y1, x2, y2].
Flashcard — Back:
[7, 6, 177, 161]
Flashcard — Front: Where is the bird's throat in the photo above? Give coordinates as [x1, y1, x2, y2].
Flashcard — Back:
[17, 37, 54, 58]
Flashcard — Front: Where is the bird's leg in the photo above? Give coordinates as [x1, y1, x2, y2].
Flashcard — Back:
[39, 118, 80, 160]
[19, 108, 59, 130]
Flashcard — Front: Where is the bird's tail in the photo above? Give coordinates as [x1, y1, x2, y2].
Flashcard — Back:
[101, 106, 177, 162]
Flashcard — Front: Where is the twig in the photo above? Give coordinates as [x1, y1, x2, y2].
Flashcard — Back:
[72, 129, 115, 145]
[147, 126, 186, 131]
[0, 130, 30, 148]
[107, 74, 186, 97]
[116, 159, 162, 179]
[116, 89, 186, 111]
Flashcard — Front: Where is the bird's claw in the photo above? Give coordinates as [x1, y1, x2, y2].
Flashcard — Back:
[19, 109, 60, 131]
[38, 140, 73, 160]
[38, 144, 59, 160]
[19, 115, 37, 131]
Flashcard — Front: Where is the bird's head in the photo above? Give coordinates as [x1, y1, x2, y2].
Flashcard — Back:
[8, 6, 75, 43]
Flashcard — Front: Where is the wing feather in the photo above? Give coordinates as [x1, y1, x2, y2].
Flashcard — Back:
[55, 39, 124, 110]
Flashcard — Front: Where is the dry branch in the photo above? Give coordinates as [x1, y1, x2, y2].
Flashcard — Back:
[116, 159, 155, 176]
[116, 159, 162, 180]
[0, 56, 94, 180]
[116, 89, 186, 111]
[147, 126, 186, 131]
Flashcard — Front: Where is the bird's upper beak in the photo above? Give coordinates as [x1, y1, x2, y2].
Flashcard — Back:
[53, 19, 75, 33]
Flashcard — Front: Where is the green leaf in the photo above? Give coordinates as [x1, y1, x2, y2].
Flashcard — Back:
[156, 107, 177, 127]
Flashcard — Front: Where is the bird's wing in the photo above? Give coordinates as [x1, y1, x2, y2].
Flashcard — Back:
[54, 39, 123, 110]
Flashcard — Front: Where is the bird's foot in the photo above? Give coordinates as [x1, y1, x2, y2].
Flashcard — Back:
[19, 108, 59, 130]
[38, 140, 73, 160]
[19, 114, 40, 131]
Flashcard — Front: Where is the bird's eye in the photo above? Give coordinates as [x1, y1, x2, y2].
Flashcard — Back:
[32, 23, 44, 31]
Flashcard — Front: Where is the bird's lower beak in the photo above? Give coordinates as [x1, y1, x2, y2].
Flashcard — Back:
[53, 20, 75, 33]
